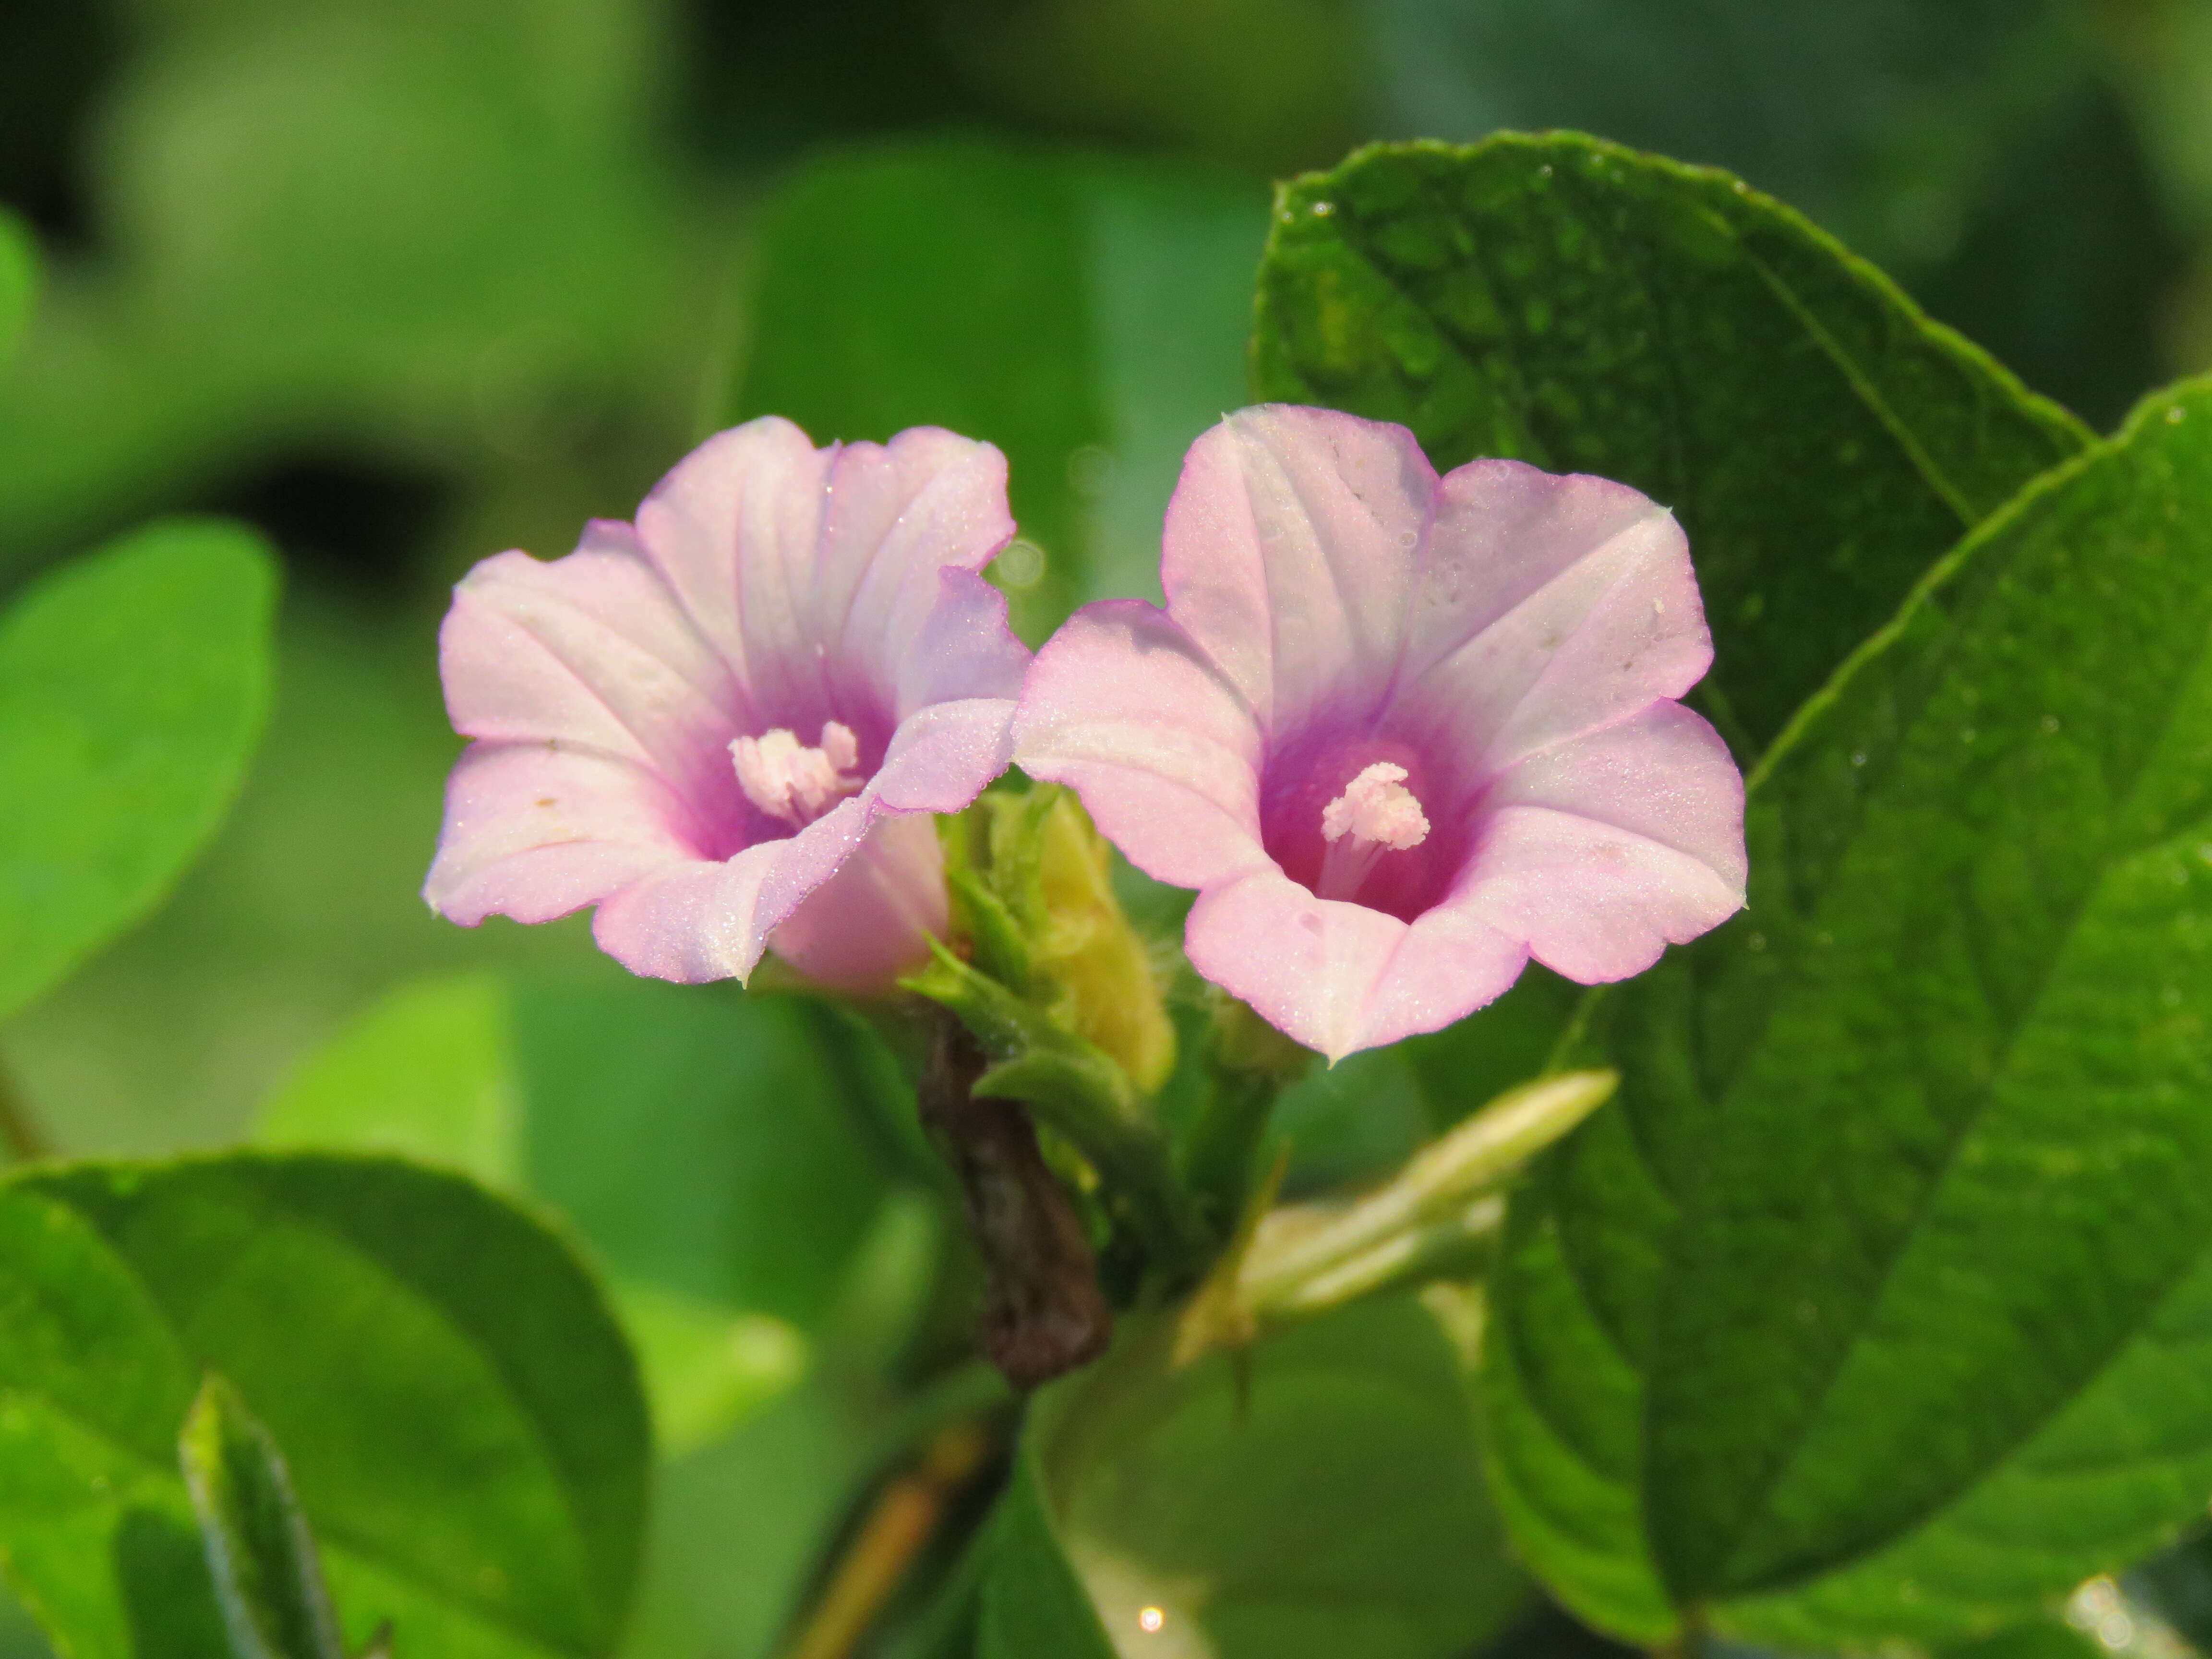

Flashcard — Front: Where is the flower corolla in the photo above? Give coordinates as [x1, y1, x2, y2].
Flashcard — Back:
[1012, 404, 1746, 1060]
[424, 417, 1030, 990]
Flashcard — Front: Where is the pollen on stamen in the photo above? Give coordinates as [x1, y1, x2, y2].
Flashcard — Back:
[1322, 762, 1429, 851]
[733, 720, 864, 824]
[1315, 762, 1429, 903]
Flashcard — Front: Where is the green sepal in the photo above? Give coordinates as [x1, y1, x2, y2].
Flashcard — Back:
[904, 942, 1203, 1279]
[178, 1374, 345, 1659]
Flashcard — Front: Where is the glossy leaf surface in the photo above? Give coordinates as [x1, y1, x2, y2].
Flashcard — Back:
[1489, 381, 2212, 1642]
[1251, 133, 2088, 755]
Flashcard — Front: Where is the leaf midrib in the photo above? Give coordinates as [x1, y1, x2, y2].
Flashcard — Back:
[1688, 404, 2212, 1598]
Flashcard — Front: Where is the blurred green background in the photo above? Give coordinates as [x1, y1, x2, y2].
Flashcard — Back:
[2, 3, 2211, 1656]
[2, 0, 2208, 1159]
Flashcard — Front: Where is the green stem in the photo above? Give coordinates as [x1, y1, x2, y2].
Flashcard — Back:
[1236, 1069, 1615, 1310]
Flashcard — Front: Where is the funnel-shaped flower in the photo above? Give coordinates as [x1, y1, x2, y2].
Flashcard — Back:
[1013, 405, 1745, 1060]
[425, 417, 1030, 990]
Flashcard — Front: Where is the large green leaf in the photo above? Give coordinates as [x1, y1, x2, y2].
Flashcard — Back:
[256, 963, 912, 1456]
[0, 1152, 648, 1659]
[733, 135, 1265, 642]
[985, 1295, 1529, 1659]
[1489, 379, 2212, 1644]
[0, 518, 277, 1024]
[1250, 132, 2089, 755]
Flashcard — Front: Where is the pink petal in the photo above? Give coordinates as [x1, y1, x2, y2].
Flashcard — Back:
[439, 528, 748, 822]
[769, 812, 948, 989]
[1183, 867, 1528, 1062]
[1012, 600, 1270, 890]
[868, 695, 1023, 816]
[589, 847, 780, 983]
[634, 419, 1019, 735]
[893, 568, 1029, 717]
[425, 741, 699, 926]
[632, 417, 829, 707]
[1452, 702, 1746, 983]
[827, 435, 1022, 714]
[1161, 406, 1434, 738]
[1395, 465, 1711, 789]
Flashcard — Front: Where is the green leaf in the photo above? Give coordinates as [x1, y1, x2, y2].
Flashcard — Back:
[0, 518, 278, 1025]
[988, 1295, 1530, 1659]
[1490, 379, 2212, 1644]
[510, 966, 897, 1331]
[258, 964, 906, 1328]
[1251, 132, 2089, 755]
[260, 970, 519, 1184]
[733, 135, 1266, 641]
[975, 1451, 1116, 1659]
[179, 1374, 345, 1659]
[0, 1152, 648, 1659]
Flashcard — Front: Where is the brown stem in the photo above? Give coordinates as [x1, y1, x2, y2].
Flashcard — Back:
[781, 1422, 992, 1659]
[0, 1053, 47, 1164]
[917, 1012, 1112, 1389]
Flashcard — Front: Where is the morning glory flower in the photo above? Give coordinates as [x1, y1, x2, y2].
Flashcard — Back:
[424, 417, 1030, 990]
[1012, 405, 1745, 1060]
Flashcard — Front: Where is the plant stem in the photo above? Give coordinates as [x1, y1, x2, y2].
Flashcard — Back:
[781, 1420, 994, 1659]
[0, 1052, 47, 1164]
[916, 1012, 1113, 1388]
[1237, 1069, 1615, 1310]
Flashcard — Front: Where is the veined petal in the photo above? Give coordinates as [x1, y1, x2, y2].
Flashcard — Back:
[1396, 468, 1711, 788]
[893, 568, 1029, 718]
[1162, 405, 1434, 738]
[827, 433, 1020, 715]
[425, 740, 700, 926]
[1014, 600, 1269, 891]
[633, 416, 830, 705]
[439, 528, 748, 820]
[590, 847, 781, 984]
[1453, 701, 1746, 983]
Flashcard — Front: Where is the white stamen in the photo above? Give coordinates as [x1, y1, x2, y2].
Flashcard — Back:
[1317, 762, 1429, 902]
[732, 720, 865, 825]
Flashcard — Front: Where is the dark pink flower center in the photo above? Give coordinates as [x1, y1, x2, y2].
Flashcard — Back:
[1261, 733, 1468, 921]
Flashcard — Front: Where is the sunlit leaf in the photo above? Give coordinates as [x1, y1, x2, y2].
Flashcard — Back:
[0, 518, 277, 1025]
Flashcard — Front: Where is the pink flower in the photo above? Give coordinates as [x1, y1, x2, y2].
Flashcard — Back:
[424, 417, 1030, 991]
[1012, 405, 1745, 1061]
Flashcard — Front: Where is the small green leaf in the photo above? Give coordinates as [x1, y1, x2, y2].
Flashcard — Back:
[0, 519, 278, 1024]
[0, 1152, 649, 1659]
[179, 1374, 344, 1659]
[989, 1296, 1530, 1659]
[1252, 133, 2089, 756]
[1490, 380, 2212, 1644]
